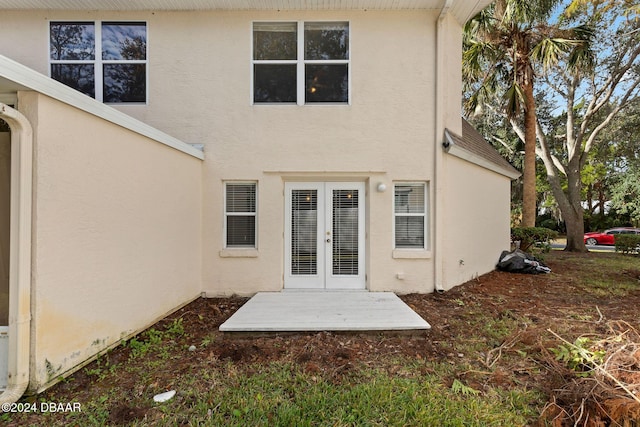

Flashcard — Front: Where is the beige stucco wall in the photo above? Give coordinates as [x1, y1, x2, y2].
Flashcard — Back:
[201, 10, 440, 295]
[441, 155, 512, 290]
[439, 13, 464, 135]
[17, 91, 202, 392]
[0, 9, 499, 299]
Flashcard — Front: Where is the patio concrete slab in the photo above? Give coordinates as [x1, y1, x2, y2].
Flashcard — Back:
[219, 291, 431, 332]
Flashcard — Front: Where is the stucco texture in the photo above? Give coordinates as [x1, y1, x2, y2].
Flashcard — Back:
[0, 9, 453, 295]
[0, 9, 511, 296]
[441, 155, 512, 290]
[18, 92, 202, 391]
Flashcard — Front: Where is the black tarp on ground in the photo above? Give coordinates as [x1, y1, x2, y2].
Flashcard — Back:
[497, 249, 551, 274]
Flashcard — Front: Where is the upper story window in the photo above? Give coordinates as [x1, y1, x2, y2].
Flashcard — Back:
[49, 21, 147, 103]
[252, 21, 349, 105]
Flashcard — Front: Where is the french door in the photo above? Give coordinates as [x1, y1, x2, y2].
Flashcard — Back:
[285, 182, 365, 290]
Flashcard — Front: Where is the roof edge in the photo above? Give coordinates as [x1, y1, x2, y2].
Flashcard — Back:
[0, 55, 204, 161]
[443, 130, 521, 180]
[0, 0, 491, 18]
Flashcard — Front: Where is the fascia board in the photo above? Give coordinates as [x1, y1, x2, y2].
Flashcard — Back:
[0, 55, 204, 160]
[444, 131, 521, 180]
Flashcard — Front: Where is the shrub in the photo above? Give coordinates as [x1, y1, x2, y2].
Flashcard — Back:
[614, 234, 640, 255]
[511, 227, 558, 253]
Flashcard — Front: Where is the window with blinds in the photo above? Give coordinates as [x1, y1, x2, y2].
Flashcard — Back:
[291, 190, 318, 275]
[225, 183, 257, 248]
[394, 183, 427, 249]
[332, 189, 359, 275]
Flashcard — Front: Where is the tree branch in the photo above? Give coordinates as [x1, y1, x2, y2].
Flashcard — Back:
[580, 77, 640, 166]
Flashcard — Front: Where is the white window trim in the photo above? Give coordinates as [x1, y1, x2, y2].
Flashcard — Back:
[393, 182, 429, 251]
[250, 20, 351, 106]
[48, 20, 148, 105]
[223, 181, 258, 250]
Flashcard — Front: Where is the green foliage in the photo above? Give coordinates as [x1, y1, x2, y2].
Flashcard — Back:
[165, 317, 185, 337]
[126, 318, 186, 360]
[536, 213, 563, 232]
[611, 168, 640, 225]
[467, 0, 640, 249]
[83, 355, 117, 381]
[614, 234, 640, 255]
[179, 364, 537, 426]
[511, 227, 558, 252]
[550, 337, 605, 377]
[451, 379, 480, 396]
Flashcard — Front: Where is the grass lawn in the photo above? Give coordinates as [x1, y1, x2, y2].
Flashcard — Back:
[3, 251, 640, 426]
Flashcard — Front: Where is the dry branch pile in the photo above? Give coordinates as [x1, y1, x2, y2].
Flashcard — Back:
[539, 321, 640, 426]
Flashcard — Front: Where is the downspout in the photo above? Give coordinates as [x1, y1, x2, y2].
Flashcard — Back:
[433, 0, 453, 293]
[0, 103, 32, 403]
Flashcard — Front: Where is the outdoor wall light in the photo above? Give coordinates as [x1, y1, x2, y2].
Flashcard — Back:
[377, 183, 387, 192]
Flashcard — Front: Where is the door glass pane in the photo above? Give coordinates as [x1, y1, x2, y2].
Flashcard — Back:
[332, 189, 358, 275]
[291, 190, 317, 275]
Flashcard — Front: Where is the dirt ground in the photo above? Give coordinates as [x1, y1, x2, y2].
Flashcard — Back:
[12, 251, 640, 425]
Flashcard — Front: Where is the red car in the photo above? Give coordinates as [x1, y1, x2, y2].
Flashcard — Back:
[584, 227, 640, 246]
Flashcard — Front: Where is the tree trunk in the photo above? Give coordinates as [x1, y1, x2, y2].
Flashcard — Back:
[564, 165, 588, 252]
[537, 127, 588, 252]
[564, 205, 587, 251]
[597, 182, 606, 223]
[522, 80, 537, 227]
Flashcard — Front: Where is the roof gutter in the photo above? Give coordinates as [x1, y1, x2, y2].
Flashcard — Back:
[0, 103, 33, 404]
[433, 0, 453, 293]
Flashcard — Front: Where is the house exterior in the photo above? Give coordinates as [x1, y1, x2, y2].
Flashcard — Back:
[0, 0, 518, 399]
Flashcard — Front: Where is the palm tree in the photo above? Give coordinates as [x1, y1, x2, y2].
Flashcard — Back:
[463, 0, 593, 229]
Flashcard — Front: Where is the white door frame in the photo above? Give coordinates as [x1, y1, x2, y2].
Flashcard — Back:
[284, 182, 366, 290]
[0, 103, 32, 400]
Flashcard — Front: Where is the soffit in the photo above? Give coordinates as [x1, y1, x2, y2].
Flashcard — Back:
[0, 0, 491, 16]
[449, 0, 492, 24]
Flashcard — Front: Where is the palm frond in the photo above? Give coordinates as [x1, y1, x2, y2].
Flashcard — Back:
[505, 82, 526, 118]
[463, 41, 501, 81]
[531, 38, 579, 71]
[567, 24, 596, 71]
[463, 67, 507, 117]
[502, 0, 560, 25]
[464, 5, 498, 40]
